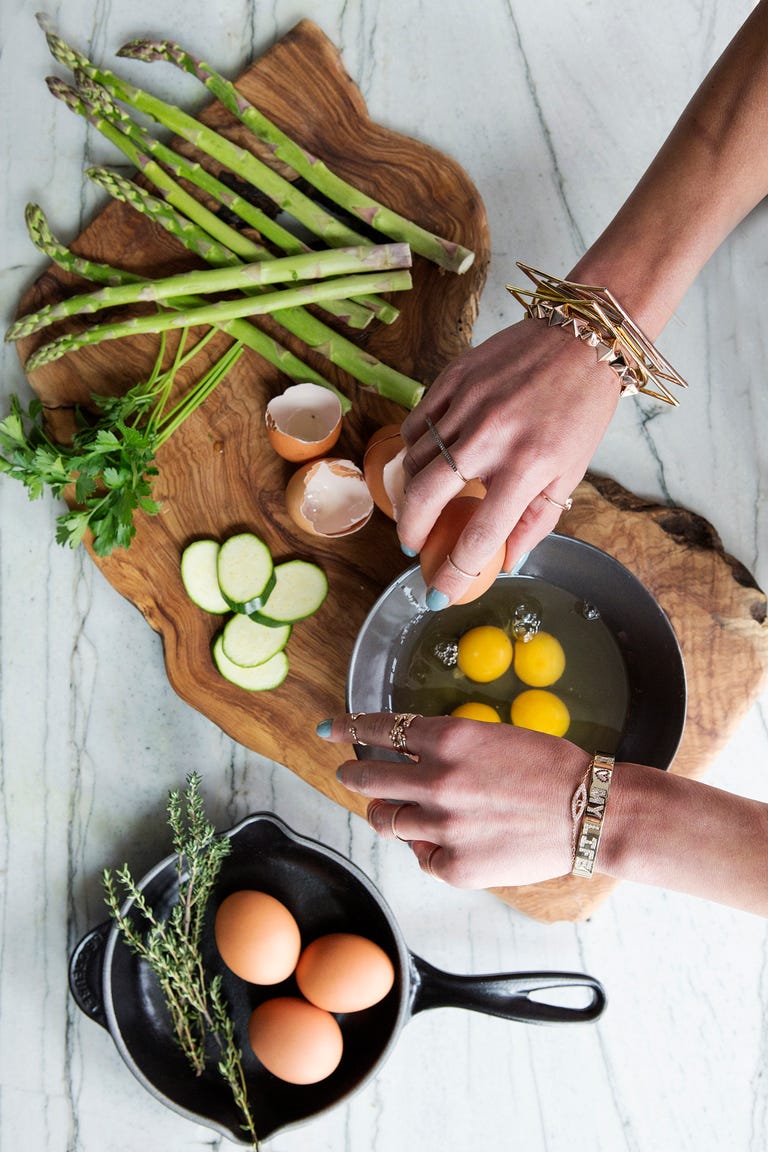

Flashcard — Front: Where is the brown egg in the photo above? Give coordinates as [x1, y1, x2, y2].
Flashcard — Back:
[265, 382, 343, 462]
[214, 891, 301, 985]
[248, 997, 343, 1084]
[296, 933, 396, 1013]
[363, 424, 405, 520]
[419, 495, 505, 605]
[285, 458, 374, 537]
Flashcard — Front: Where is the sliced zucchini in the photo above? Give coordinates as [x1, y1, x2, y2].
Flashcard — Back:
[221, 614, 291, 668]
[217, 532, 275, 613]
[180, 539, 230, 614]
[213, 635, 289, 691]
[249, 559, 328, 625]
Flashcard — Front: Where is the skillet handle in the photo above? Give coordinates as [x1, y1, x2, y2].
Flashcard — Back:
[69, 920, 112, 1029]
[410, 954, 606, 1025]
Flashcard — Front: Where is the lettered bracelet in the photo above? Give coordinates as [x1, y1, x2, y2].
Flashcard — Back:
[572, 753, 615, 878]
[506, 263, 687, 406]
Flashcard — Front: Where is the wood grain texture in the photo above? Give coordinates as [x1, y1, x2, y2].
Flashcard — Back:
[14, 23, 768, 923]
[15, 20, 489, 822]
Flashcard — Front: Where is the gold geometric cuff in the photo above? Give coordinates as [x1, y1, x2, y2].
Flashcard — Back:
[507, 263, 688, 406]
[572, 753, 615, 878]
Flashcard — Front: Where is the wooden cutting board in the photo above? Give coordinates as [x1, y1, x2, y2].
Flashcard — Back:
[15, 22, 768, 922]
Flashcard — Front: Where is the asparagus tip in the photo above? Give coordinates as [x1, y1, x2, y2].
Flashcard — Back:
[116, 39, 168, 63]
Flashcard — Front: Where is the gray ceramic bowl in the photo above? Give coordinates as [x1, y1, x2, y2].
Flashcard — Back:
[347, 534, 687, 770]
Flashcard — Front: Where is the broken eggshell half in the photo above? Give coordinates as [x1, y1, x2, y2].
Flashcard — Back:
[265, 382, 343, 462]
[286, 458, 374, 537]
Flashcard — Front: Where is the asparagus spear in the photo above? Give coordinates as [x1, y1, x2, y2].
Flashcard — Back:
[47, 81, 416, 396]
[86, 168, 427, 408]
[40, 19, 395, 256]
[7, 243, 411, 342]
[25, 270, 413, 372]
[23, 202, 353, 410]
[73, 73, 395, 327]
[120, 39, 476, 275]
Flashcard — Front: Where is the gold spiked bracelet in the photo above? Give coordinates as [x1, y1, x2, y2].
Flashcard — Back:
[572, 753, 615, 878]
[507, 263, 687, 406]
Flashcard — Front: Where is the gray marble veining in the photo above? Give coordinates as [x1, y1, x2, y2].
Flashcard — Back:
[1, 2, 766, 1151]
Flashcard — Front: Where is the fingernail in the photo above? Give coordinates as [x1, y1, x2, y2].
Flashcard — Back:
[426, 587, 450, 611]
[316, 719, 332, 738]
[400, 543, 418, 557]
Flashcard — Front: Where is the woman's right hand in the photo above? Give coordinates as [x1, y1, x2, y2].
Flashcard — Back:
[396, 318, 621, 606]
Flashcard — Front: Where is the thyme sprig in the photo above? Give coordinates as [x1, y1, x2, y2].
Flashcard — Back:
[103, 772, 259, 1148]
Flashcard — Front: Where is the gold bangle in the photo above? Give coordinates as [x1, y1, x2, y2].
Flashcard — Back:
[572, 752, 615, 878]
[506, 263, 687, 406]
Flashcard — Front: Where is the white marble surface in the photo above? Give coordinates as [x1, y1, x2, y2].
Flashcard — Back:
[1, 1, 767, 1150]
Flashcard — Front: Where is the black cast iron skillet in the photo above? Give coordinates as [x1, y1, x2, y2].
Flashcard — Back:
[70, 813, 606, 1144]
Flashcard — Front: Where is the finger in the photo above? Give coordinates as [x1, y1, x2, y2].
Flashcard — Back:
[409, 840, 446, 881]
[366, 799, 421, 841]
[421, 480, 532, 604]
[320, 711, 429, 756]
[400, 390, 451, 446]
[503, 486, 577, 570]
[336, 757, 427, 802]
[396, 454, 468, 554]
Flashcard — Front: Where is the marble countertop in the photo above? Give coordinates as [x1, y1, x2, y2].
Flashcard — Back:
[1, 2, 766, 1150]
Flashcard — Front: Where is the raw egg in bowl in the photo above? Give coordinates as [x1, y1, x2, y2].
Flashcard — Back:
[347, 534, 686, 769]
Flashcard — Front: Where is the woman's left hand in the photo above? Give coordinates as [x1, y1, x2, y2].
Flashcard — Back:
[320, 711, 590, 888]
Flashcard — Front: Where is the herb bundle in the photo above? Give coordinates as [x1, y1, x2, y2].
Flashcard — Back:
[102, 772, 259, 1149]
[0, 330, 242, 555]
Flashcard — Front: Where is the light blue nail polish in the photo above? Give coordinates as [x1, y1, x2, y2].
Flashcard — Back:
[426, 587, 450, 611]
[316, 719, 332, 738]
[400, 543, 418, 557]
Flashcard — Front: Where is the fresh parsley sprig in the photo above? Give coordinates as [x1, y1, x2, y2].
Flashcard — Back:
[0, 330, 243, 556]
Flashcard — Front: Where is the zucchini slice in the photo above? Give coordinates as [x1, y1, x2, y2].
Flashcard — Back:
[180, 539, 230, 614]
[217, 532, 275, 613]
[212, 635, 289, 691]
[221, 614, 291, 668]
[249, 559, 328, 625]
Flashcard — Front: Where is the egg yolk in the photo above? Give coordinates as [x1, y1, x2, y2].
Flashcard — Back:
[513, 631, 565, 687]
[450, 701, 502, 723]
[510, 689, 570, 737]
[456, 626, 513, 683]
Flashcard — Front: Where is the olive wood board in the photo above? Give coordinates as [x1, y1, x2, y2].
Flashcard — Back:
[16, 22, 768, 923]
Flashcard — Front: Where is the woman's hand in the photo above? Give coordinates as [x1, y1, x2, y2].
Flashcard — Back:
[397, 319, 621, 606]
[321, 711, 590, 888]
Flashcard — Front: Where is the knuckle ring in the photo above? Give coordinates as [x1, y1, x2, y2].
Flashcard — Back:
[424, 416, 470, 485]
[423, 844, 441, 878]
[348, 712, 368, 746]
[541, 490, 573, 513]
[446, 552, 481, 580]
[390, 803, 410, 842]
[389, 712, 420, 755]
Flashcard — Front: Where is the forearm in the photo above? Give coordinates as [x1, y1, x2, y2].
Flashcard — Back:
[599, 762, 768, 915]
[570, 0, 768, 336]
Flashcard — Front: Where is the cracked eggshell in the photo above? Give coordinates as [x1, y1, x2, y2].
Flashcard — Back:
[363, 424, 405, 520]
[265, 382, 343, 462]
[285, 458, 374, 537]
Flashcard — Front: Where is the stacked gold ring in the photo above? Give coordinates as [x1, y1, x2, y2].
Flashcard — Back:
[389, 712, 420, 755]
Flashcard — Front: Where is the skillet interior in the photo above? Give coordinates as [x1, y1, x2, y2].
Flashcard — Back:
[103, 815, 409, 1143]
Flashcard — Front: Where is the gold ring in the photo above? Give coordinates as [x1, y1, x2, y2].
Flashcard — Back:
[424, 416, 469, 484]
[389, 712, 420, 755]
[390, 803, 410, 842]
[349, 712, 368, 746]
[446, 552, 481, 580]
[423, 844, 441, 877]
[541, 491, 573, 513]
